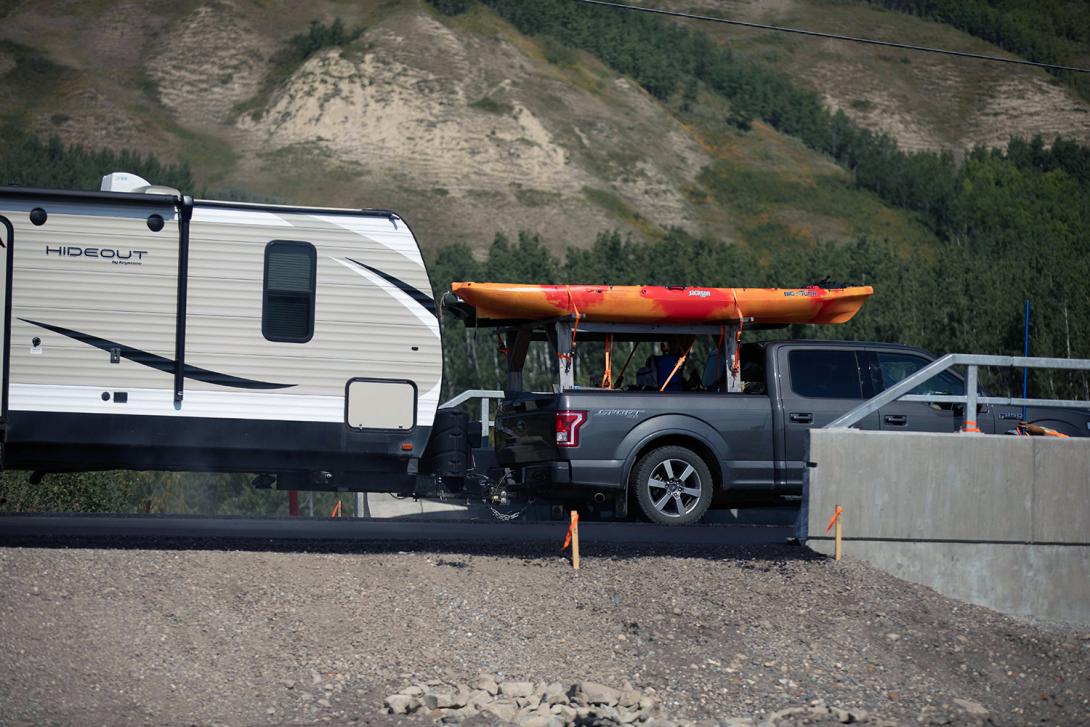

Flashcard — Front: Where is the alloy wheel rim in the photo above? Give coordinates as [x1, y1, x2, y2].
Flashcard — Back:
[647, 458, 702, 517]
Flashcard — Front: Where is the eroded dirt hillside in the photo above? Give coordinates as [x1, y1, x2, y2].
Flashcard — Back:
[665, 0, 1090, 153]
[2, 0, 1089, 253]
[229, 7, 711, 249]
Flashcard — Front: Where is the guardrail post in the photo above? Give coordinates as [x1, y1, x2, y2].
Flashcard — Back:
[481, 396, 491, 444]
[963, 365, 980, 432]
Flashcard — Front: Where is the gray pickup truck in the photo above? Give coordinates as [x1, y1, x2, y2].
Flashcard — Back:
[493, 339, 1090, 524]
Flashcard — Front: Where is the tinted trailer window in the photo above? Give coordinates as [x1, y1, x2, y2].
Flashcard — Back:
[262, 240, 316, 343]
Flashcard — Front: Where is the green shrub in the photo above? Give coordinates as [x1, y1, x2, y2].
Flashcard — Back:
[469, 96, 513, 115]
[431, 0, 473, 16]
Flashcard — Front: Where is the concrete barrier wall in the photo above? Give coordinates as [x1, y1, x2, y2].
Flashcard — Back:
[805, 429, 1090, 625]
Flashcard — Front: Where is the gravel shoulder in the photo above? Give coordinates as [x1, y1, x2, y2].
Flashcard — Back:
[0, 540, 1087, 726]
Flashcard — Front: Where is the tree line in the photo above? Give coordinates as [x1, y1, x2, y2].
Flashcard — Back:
[0, 128, 194, 190]
[430, 215, 1089, 404]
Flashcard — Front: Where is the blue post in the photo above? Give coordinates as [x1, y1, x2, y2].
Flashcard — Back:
[1021, 300, 1030, 421]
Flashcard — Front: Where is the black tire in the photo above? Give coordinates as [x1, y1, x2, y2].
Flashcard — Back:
[632, 445, 714, 525]
[427, 410, 469, 456]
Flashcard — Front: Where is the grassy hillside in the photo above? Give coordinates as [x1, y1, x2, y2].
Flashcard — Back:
[863, 0, 1090, 103]
[657, 0, 1090, 153]
[3, 0, 1086, 255]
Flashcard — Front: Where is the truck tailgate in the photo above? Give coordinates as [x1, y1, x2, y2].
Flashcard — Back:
[494, 393, 557, 465]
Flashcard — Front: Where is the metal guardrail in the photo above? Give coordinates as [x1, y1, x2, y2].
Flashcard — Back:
[439, 389, 505, 440]
[826, 354, 1090, 430]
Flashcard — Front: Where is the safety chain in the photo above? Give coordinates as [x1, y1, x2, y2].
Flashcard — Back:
[466, 470, 533, 521]
[488, 502, 530, 521]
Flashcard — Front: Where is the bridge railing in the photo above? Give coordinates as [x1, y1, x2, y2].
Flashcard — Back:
[825, 354, 1090, 431]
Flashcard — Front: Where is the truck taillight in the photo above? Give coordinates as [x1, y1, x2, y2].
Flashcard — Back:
[555, 410, 587, 448]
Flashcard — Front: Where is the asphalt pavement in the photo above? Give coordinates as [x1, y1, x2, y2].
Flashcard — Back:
[0, 513, 794, 548]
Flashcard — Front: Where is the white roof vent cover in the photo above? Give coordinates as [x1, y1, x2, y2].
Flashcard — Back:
[100, 172, 152, 193]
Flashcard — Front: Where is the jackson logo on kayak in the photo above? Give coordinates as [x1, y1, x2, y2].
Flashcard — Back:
[687, 289, 711, 298]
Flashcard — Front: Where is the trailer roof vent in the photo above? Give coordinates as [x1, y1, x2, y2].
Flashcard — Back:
[100, 172, 151, 192]
[99, 172, 180, 197]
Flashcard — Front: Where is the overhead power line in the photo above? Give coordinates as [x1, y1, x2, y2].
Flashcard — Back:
[572, 0, 1090, 75]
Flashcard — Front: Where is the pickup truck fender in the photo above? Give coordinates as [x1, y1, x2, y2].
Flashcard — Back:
[616, 414, 731, 493]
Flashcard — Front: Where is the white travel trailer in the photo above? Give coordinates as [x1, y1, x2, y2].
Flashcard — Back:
[0, 175, 444, 491]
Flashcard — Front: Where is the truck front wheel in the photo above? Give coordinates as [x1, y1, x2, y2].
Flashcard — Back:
[632, 445, 714, 525]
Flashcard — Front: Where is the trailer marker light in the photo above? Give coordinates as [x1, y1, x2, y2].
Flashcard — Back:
[401, 442, 414, 451]
[556, 410, 587, 448]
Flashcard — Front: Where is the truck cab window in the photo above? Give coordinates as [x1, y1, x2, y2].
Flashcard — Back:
[877, 352, 964, 395]
[789, 349, 862, 399]
[262, 240, 316, 343]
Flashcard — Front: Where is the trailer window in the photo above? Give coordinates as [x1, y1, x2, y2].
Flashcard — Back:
[263, 241, 316, 343]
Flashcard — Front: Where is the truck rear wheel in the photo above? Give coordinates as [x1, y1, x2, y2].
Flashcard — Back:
[632, 445, 713, 525]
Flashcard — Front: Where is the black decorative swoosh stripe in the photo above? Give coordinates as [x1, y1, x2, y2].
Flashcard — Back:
[345, 257, 437, 317]
[21, 319, 295, 390]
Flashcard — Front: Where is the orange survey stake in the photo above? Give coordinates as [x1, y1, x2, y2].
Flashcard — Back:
[825, 505, 843, 533]
[562, 510, 579, 550]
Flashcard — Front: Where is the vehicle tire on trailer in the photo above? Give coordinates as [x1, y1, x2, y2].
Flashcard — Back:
[632, 445, 714, 525]
[430, 409, 469, 449]
[423, 410, 470, 481]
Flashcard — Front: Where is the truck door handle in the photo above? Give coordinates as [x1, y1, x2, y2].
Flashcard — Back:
[884, 414, 908, 426]
[789, 412, 813, 424]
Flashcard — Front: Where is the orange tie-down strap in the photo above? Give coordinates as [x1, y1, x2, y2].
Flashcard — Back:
[601, 334, 613, 389]
[824, 505, 843, 534]
[562, 510, 580, 550]
[659, 341, 695, 392]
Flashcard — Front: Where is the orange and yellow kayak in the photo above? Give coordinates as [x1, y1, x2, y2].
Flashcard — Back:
[450, 282, 873, 325]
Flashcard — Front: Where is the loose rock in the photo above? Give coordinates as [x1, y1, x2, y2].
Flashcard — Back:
[384, 694, 417, 715]
[384, 679, 664, 725]
[500, 681, 536, 699]
[953, 698, 989, 716]
[579, 681, 620, 706]
[484, 701, 519, 722]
